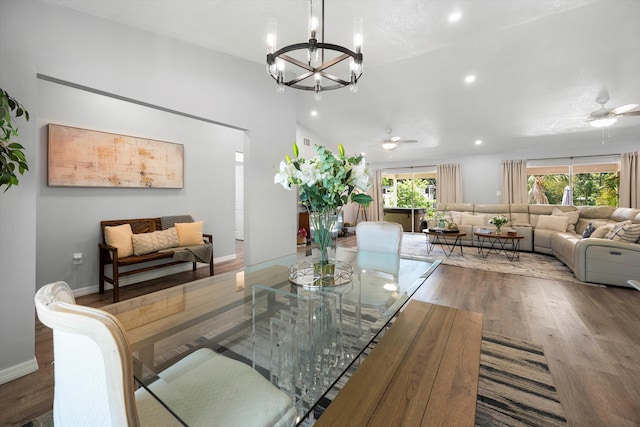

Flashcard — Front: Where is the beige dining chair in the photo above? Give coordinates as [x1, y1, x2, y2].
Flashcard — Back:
[356, 221, 404, 254]
[35, 281, 297, 427]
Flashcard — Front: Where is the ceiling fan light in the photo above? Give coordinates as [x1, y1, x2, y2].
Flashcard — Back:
[382, 141, 397, 150]
[590, 117, 617, 128]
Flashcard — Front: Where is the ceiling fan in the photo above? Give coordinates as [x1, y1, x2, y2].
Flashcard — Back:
[587, 88, 640, 128]
[379, 128, 418, 150]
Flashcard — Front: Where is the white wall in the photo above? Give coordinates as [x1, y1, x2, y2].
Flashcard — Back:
[0, 0, 297, 382]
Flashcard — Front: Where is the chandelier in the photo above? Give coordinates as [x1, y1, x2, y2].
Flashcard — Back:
[266, 0, 363, 100]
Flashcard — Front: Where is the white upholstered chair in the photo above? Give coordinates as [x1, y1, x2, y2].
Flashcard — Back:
[35, 281, 297, 427]
[356, 221, 404, 254]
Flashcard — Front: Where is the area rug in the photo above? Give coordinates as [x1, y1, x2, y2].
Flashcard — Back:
[400, 232, 585, 285]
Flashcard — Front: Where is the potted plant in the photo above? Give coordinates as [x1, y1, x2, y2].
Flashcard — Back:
[0, 88, 30, 192]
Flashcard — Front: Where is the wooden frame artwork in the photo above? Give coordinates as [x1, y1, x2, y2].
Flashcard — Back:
[48, 124, 184, 188]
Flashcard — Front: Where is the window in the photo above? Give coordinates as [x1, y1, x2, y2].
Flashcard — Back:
[527, 162, 619, 207]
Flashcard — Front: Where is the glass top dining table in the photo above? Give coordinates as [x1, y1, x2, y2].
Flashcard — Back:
[108, 247, 440, 425]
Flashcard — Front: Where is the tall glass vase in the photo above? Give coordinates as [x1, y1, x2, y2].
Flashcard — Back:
[309, 211, 338, 284]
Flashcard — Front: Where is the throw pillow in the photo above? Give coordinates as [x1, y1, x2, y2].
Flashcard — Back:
[104, 224, 134, 258]
[175, 221, 205, 246]
[460, 214, 486, 227]
[535, 215, 569, 232]
[590, 224, 614, 239]
[604, 222, 640, 242]
[131, 228, 179, 256]
[552, 208, 580, 233]
[581, 223, 596, 239]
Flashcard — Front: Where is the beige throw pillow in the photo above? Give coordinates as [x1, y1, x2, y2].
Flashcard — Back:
[131, 228, 179, 255]
[461, 214, 486, 227]
[175, 221, 205, 246]
[590, 224, 614, 239]
[535, 215, 569, 232]
[104, 224, 134, 258]
[552, 208, 580, 233]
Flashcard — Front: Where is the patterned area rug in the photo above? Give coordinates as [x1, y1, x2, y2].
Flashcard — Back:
[401, 232, 585, 285]
[476, 332, 567, 426]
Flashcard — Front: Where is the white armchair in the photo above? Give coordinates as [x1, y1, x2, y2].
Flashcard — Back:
[356, 221, 404, 254]
[35, 281, 297, 427]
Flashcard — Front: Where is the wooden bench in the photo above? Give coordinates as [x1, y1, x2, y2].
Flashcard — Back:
[316, 300, 483, 426]
[99, 217, 214, 303]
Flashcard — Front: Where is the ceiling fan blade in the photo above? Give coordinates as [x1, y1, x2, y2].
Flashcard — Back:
[398, 139, 418, 143]
[619, 110, 640, 117]
[611, 103, 639, 115]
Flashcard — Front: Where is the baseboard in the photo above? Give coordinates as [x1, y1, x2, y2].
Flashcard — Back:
[0, 357, 38, 385]
[72, 254, 238, 298]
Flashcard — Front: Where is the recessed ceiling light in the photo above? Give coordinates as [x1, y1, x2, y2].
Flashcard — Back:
[465, 75, 476, 84]
[310, 110, 318, 116]
[448, 11, 462, 23]
[475, 140, 482, 145]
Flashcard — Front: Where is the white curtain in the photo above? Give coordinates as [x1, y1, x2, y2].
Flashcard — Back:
[366, 169, 383, 221]
[501, 159, 528, 204]
[436, 163, 463, 204]
[620, 151, 639, 208]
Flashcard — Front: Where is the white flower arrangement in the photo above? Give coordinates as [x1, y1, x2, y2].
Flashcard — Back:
[489, 214, 509, 228]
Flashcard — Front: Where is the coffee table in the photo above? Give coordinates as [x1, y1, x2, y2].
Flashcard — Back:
[474, 229, 524, 261]
[423, 228, 467, 257]
[102, 248, 440, 425]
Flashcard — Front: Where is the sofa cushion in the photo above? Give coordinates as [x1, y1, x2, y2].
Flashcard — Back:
[461, 214, 486, 227]
[577, 205, 616, 219]
[175, 221, 205, 246]
[132, 228, 179, 256]
[604, 221, 640, 242]
[552, 208, 580, 233]
[535, 215, 569, 232]
[104, 224, 134, 258]
[509, 212, 529, 225]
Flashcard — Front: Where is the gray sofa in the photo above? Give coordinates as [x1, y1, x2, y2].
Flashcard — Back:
[428, 203, 640, 288]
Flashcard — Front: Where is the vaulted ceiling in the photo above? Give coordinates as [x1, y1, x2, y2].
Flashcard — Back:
[42, 0, 640, 163]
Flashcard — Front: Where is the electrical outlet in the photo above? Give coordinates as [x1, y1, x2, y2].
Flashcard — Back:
[73, 253, 82, 265]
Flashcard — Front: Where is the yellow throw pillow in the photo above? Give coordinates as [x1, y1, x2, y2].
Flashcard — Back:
[175, 221, 204, 246]
[104, 224, 134, 258]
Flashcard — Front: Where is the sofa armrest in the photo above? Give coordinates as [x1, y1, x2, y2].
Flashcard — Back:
[573, 238, 640, 282]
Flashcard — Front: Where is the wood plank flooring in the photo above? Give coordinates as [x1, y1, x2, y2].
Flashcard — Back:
[2, 235, 640, 426]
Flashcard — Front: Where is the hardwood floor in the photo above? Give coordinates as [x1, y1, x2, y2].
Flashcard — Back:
[2, 235, 640, 426]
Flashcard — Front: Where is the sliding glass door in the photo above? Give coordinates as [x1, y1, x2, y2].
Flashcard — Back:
[381, 168, 436, 232]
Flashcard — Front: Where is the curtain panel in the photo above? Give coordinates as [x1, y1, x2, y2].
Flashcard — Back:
[620, 151, 639, 208]
[366, 169, 384, 221]
[436, 163, 463, 204]
[501, 159, 528, 204]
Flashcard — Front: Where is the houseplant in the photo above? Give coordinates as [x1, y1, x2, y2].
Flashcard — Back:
[275, 143, 372, 284]
[0, 88, 30, 192]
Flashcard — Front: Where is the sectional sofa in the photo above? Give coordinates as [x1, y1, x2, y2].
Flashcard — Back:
[426, 203, 640, 288]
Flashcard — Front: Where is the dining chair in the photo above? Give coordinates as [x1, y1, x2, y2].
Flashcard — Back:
[35, 281, 297, 427]
[356, 221, 404, 254]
